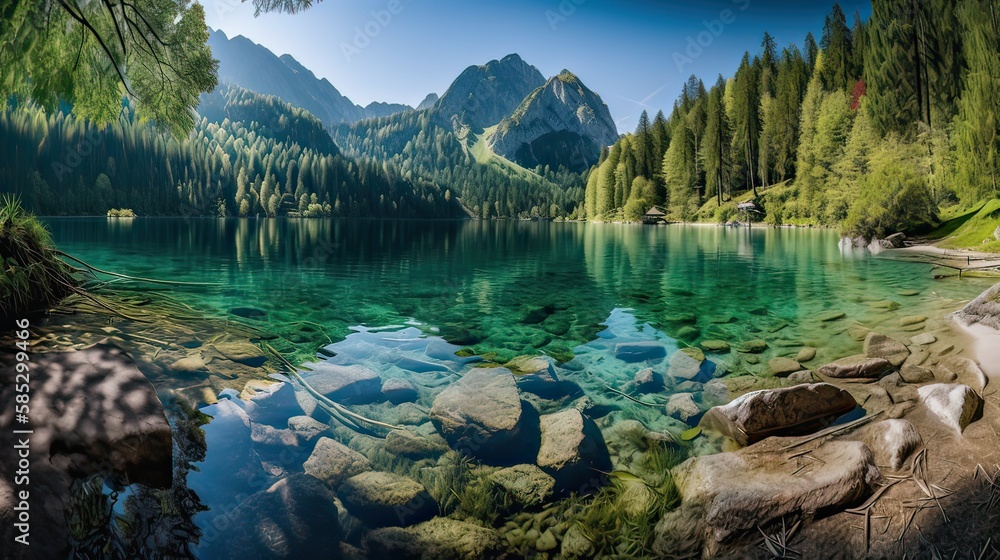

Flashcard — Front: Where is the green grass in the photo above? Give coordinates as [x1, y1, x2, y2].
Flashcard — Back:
[469, 126, 544, 181]
[0, 195, 77, 320]
[927, 199, 1000, 252]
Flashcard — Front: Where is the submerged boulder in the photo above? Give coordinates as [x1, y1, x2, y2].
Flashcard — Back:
[200, 474, 341, 560]
[430, 367, 533, 464]
[243, 378, 306, 427]
[614, 341, 668, 363]
[653, 439, 879, 557]
[381, 378, 419, 405]
[700, 383, 857, 446]
[536, 409, 612, 490]
[338, 471, 436, 528]
[489, 464, 556, 508]
[818, 355, 893, 380]
[634, 368, 665, 393]
[304, 363, 383, 404]
[665, 393, 702, 423]
[668, 347, 706, 381]
[769, 357, 802, 377]
[303, 437, 371, 487]
[365, 517, 507, 560]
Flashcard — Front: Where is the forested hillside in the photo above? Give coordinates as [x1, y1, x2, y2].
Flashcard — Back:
[585, 0, 998, 240]
[1, 86, 462, 218]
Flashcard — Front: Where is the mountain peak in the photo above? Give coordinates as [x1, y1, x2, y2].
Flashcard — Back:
[486, 71, 618, 172]
[435, 54, 546, 131]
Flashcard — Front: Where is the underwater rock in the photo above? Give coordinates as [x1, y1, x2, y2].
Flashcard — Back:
[653, 439, 879, 557]
[200, 474, 341, 560]
[382, 378, 419, 405]
[430, 367, 532, 464]
[863, 333, 910, 367]
[787, 370, 817, 384]
[305, 363, 383, 404]
[634, 368, 665, 393]
[736, 339, 768, 354]
[918, 383, 982, 434]
[303, 437, 371, 487]
[701, 340, 731, 353]
[287, 415, 330, 445]
[228, 307, 268, 320]
[385, 429, 448, 459]
[506, 355, 554, 374]
[700, 383, 857, 446]
[818, 311, 847, 322]
[338, 471, 436, 528]
[862, 419, 921, 469]
[512, 361, 581, 400]
[795, 347, 817, 363]
[561, 523, 595, 558]
[365, 517, 508, 560]
[170, 353, 207, 373]
[489, 464, 556, 508]
[900, 315, 927, 327]
[818, 355, 893, 380]
[614, 341, 668, 363]
[768, 357, 802, 377]
[909, 332, 936, 346]
[536, 409, 612, 491]
[668, 347, 705, 381]
[665, 393, 701, 423]
[243, 379, 305, 427]
[250, 422, 298, 450]
[212, 341, 267, 367]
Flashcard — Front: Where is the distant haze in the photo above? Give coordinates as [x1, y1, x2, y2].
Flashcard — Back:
[206, 0, 870, 131]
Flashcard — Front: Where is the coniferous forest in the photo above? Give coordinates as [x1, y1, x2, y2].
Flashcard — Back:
[584, 1, 998, 240]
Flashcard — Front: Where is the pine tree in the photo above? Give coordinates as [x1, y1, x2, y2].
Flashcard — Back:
[634, 110, 656, 179]
[731, 52, 761, 196]
[805, 32, 820, 75]
[819, 3, 854, 91]
[703, 76, 732, 206]
[664, 120, 697, 220]
[952, 0, 1000, 200]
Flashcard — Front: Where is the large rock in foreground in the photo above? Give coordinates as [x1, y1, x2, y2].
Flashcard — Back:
[700, 383, 857, 446]
[951, 281, 1000, 330]
[536, 409, 611, 490]
[200, 474, 341, 560]
[430, 367, 533, 464]
[818, 355, 893, 380]
[0, 343, 173, 560]
[653, 439, 880, 557]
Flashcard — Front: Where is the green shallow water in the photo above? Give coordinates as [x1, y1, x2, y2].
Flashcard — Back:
[41, 218, 995, 557]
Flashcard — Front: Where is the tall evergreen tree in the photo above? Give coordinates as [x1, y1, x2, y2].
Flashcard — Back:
[731, 52, 761, 196]
[634, 110, 657, 179]
[952, 0, 1000, 200]
[703, 76, 732, 206]
[819, 3, 855, 91]
[805, 32, 820, 75]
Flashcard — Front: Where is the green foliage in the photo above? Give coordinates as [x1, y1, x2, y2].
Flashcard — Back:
[842, 138, 939, 238]
[951, 0, 1000, 201]
[0, 1, 217, 136]
[0, 196, 76, 319]
[929, 199, 1000, 251]
[106, 209, 136, 218]
[569, 441, 684, 557]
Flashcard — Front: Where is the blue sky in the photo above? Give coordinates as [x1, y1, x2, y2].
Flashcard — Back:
[205, 0, 870, 131]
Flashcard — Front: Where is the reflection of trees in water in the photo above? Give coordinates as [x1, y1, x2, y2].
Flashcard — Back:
[70, 403, 209, 559]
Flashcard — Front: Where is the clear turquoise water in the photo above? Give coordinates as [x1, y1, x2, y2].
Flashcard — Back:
[41, 218, 995, 557]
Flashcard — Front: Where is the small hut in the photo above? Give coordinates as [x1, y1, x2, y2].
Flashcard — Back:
[642, 206, 666, 224]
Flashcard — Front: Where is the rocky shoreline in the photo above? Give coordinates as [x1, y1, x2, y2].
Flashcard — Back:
[3, 280, 999, 558]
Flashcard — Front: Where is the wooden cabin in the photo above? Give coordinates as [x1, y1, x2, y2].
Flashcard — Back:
[642, 206, 666, 224]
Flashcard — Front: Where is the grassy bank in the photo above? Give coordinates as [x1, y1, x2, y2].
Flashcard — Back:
[926, 200, 1000, 252]
[0, 195, 77, 320]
